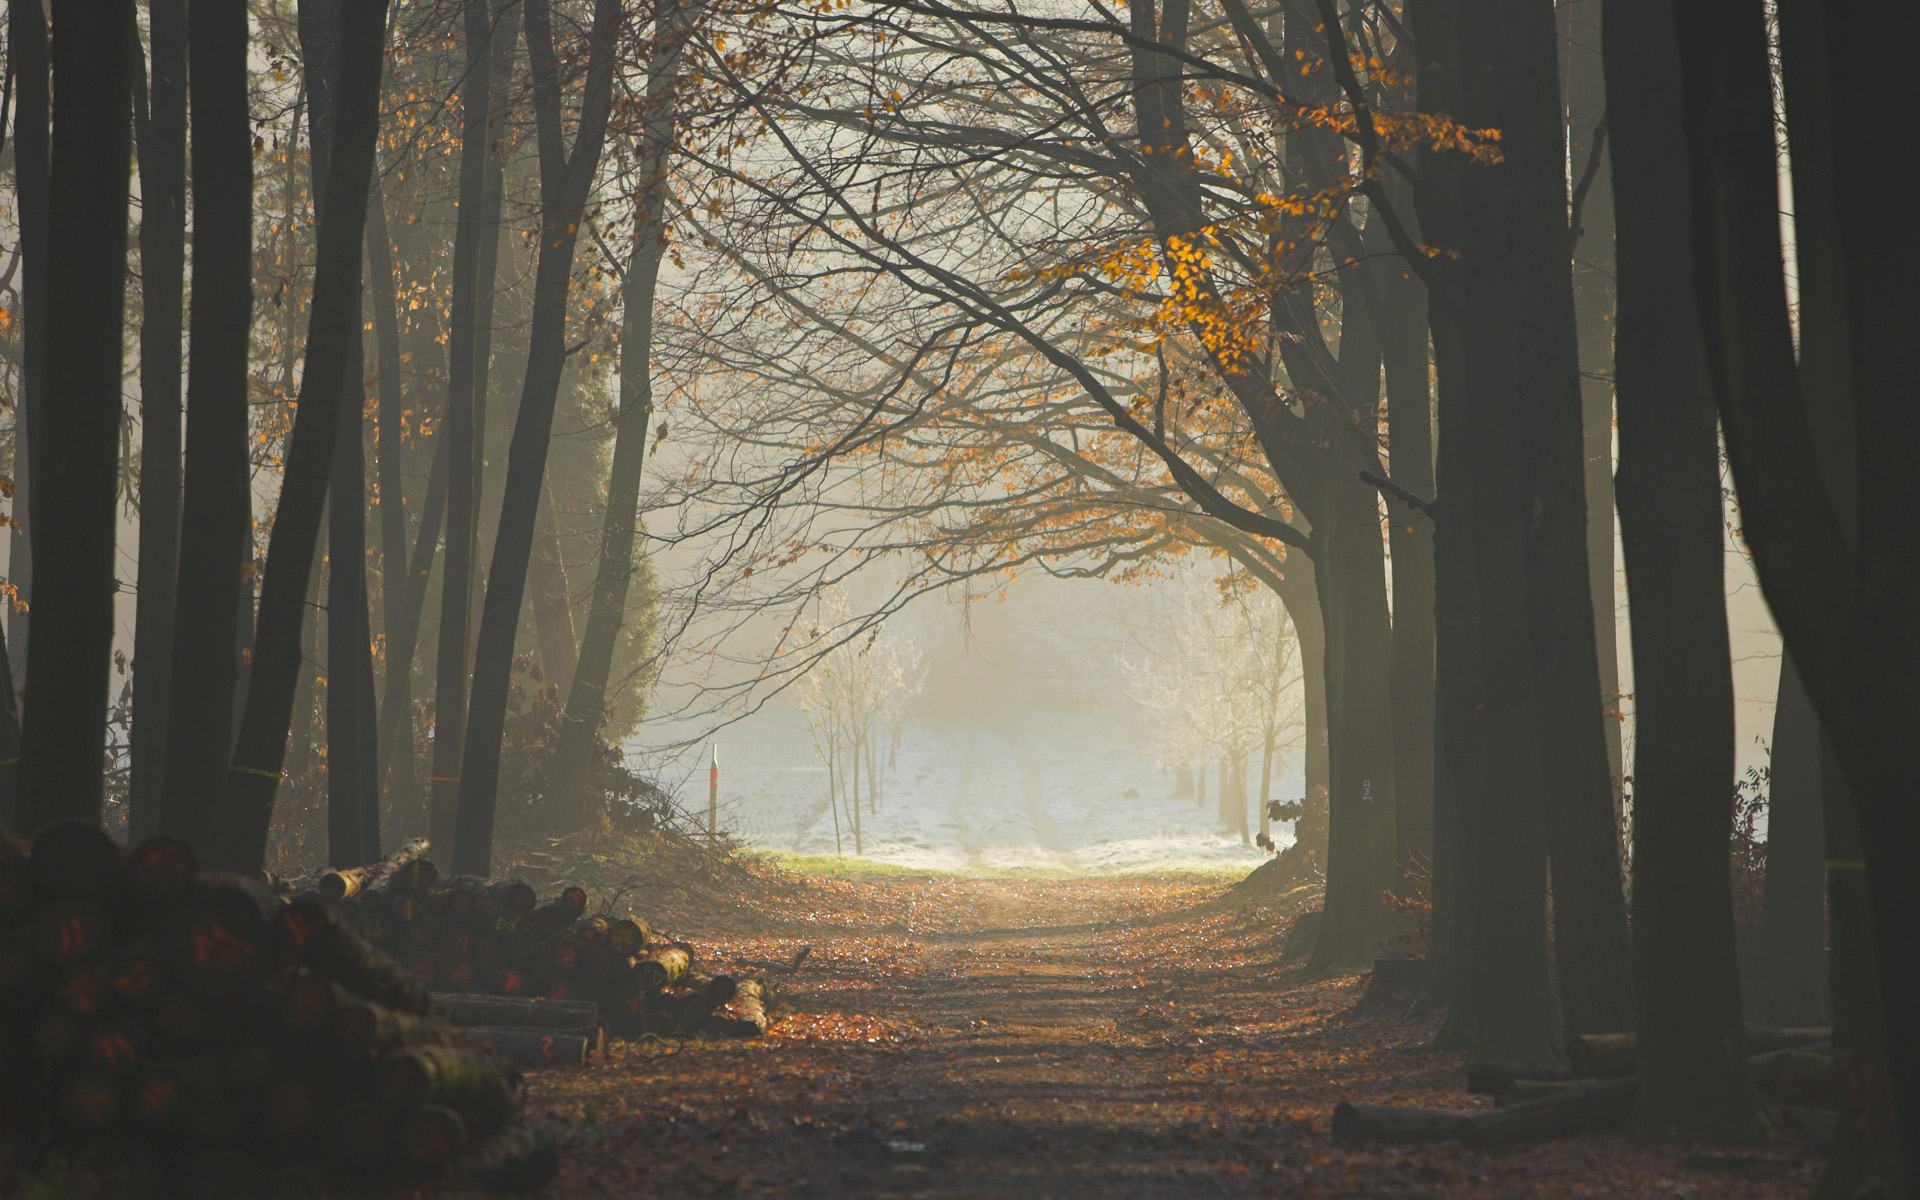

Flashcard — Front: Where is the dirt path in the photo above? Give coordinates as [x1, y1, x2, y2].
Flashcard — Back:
[515, 872, 1826, 1199]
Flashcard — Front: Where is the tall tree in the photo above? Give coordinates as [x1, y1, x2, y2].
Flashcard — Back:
[1498, 0, 1634, 1040]
[546, 0, 699, 829]
[1450, 0, 1565, 1066]
[450, 0, 622, 875]
[301, 0, 384, 865]
[1407, 0, 1471, 1011]
[15, 0, 136, 827]
[1673, 0, 1920, 1170]
[1562, 0, 1624, 806]
[1606, 0, 1762, 1141]
[4, 0, 50, 698]
[429, 0, 510, 854]
[127, 0, 188, 841]
[157, 0, 255, 854]
[215, 0, 391, 872]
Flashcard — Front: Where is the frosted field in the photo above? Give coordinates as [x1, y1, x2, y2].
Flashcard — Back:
[639, 707, 1288, 875]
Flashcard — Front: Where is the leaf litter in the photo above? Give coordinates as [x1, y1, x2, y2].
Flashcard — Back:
[416, 865, 1824, 1199]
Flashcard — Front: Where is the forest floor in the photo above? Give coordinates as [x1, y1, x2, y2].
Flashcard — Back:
[461, 866, 1828, 1200]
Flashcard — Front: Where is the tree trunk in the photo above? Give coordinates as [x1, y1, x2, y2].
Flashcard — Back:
[127, 0, 188, 841]
[1754, 656, 1826, 1026]
[1773, 2, 1907, 1186]
[1374, 211, 1437, 886]
[1609, 0, 1762, 1143]
[285, 548, 324, 779]
[302, 0, 382, 867]
[0, 623, 20, 828]
[377, 430, 449, 811]
[16, 0, 136, 828]
[449, 0, 621, 876]
[367, 177, 406, 690]
[527, 481, 576, 693]
[214, 0, 389, 871]
[463, 33, 514, 671]
[1308, 478, 1398, 968]
[5, 0, 51, 700]
[1408, 0, 1468, 1013]
[1563, 0, 1624, 814]
[1450, 0, 1562, 1066]
[1497, 0, 1634, 1041]
[545, 0, 694, 831]
[1817, 737, 1904, 1197]
[429, 0, 508, 856]
[328, 344, 380, 866]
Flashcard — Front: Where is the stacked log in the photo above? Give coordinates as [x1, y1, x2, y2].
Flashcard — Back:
[307, 855, 779, 1041]
[0, 822, 559, 1197]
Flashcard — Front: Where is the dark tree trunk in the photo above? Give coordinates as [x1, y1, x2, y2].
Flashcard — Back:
[1374, 211, 1437, 887]
[1295, 583, 1328, 806]
[1818, 738, 1904, 1197]
[285, 549, 324, 779]
[214, 0, 389, 872]
[545, 0, 693, 828]
[429, 0, 507, 855]
[1308, 479, 1399, 967]
[527, 481, 576, 693]
[1495, 0, 1635, 1041]
[15, 0, 136, 828]
[128, 0, 188, 841]
[328, 338, 380, 865]
[1450, 0, 1562, 1067]
[0, 623, 20, 828]
[5, 0, 50, 699]
[156, 0, 254, 856]
[1675, 0, 1920, 1171]
[1807, 0, 1920, 1179]
[1407, 0, 1466, 1007]
[1423, 270, 1471, 1017]
[1563, 0, 1624, 812]
[1775, 3, 1905, 1187]
[450, 0, 622, 876]
[1754, 656, 1826, 1026]
[1606, 0, 1762, 1142]
[300, 0, 382, 867]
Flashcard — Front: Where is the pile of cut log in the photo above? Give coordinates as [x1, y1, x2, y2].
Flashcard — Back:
[0, 821, 563, 1197]
[304, 843, 779, 1043]
[1332, 1023, 1834, 1148]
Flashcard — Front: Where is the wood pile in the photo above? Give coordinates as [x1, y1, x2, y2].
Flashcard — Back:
[0, 821, 562, 1197]
[301, 845, 782, 1043]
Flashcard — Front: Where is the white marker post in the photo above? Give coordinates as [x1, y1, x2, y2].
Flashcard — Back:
[708, 744, 719, 836]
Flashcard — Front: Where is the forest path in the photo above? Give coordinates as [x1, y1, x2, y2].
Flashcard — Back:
[515, 872, 1825, 1200]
